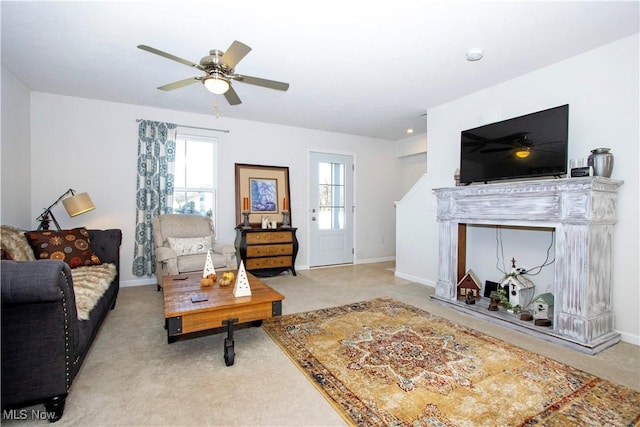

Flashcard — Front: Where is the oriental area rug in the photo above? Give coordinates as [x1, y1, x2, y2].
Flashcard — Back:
[262, 298, 640, 427]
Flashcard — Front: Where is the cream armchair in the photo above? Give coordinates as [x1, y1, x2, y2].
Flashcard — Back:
[152, 214, 236, 291]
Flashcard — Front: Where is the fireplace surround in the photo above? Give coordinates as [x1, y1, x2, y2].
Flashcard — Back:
[432, 177, 623, 354]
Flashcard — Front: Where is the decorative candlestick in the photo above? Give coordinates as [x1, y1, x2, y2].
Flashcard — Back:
[242, 211, 251, 229]
[281, 210, 290, 228]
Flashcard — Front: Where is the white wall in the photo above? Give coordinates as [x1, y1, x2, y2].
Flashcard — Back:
[1, 67, 31, 228]
[395, 175, 433, 285]
[423, 34, 639, 343]
[395, 133, 428, 200]
[25, 93, 401, 284]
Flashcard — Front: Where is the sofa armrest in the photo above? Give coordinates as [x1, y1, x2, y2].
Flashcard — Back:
[154, 246, 177, 262]
[154, 247, 179, 277]
[1, 260, 74, 307]
[1, 260, 78, 406]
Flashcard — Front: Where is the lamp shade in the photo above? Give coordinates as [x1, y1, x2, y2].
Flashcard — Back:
[62, 192, 95, 217]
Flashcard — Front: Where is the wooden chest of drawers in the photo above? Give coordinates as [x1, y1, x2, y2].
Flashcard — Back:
[235, 227, 298, 276]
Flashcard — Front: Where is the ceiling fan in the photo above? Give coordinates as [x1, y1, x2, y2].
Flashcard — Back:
[137, 40, 289, 105]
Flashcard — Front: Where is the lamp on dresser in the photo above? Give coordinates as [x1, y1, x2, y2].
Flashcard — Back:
[36, 189, 95, 230]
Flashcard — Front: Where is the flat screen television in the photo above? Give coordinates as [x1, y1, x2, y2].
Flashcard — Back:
[459, 104, 569, 184]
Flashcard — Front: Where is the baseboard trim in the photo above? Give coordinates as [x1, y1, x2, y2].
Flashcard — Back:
[355, 256, 395, 264]
[618, 330, 640, 346]
[394, 271, 436, 287]
[121, 277, 156, 288]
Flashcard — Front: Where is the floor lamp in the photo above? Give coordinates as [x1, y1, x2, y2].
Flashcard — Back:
[36, 189, 96, 231]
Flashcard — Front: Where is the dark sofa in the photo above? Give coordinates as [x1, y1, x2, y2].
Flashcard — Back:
[1, 229, 122, 422]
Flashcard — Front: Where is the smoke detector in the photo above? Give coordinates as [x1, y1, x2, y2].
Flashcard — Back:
[466, 48, 484, 61]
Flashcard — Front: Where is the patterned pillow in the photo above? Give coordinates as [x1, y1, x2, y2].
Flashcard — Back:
[167, 236, 211, 256]
[24, 228, 102, 268]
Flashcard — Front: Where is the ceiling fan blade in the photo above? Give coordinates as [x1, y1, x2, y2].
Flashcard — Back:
[235, 74, 289, 91]
[224, 86, 242, 105]
[221, 41, 252, 69]
[534, 140, 563, 146]
[157, 77, 201, 91]
[137, 45, 203, 70]
[481, 147, 512, 153]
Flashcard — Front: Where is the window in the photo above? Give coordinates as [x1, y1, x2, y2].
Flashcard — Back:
[172, 135, 217, 219]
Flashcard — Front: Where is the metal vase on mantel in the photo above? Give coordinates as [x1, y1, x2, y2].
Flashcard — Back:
[587, 148, 614, 178]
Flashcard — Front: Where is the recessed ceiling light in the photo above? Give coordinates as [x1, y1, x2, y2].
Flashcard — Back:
[406, 128, 414, 134]
[466, 48, 484, 61]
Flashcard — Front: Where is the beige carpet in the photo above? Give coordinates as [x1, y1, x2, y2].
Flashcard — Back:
[3, 262, 639, 426]
[263, 297, 640, 426]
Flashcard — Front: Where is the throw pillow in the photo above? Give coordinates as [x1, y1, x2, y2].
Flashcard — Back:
[24, 228, 102, 268]
[167, 236, 211, 256]
[1, 225, 37, 261]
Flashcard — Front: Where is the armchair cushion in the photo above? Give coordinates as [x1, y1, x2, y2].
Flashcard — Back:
[213, 242, 236, 255]
[176, 253, 230, 274]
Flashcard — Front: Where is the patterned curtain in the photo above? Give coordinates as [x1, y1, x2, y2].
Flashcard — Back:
[132, 120, 177, 276]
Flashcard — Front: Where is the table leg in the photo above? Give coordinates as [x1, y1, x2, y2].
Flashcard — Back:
[166, 316, 182, 344]
[222, 318, 238, 366]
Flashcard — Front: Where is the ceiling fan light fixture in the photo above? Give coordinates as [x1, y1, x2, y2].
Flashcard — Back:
[204, 76, 230, 94]
[515, 147, 531, 158]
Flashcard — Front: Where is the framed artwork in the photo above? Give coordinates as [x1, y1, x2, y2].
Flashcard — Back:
[235, 163, 291, 226]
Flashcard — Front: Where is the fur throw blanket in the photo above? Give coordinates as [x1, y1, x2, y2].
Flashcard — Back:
[71, 263, 117, 320]
[0, 225, 36, 261]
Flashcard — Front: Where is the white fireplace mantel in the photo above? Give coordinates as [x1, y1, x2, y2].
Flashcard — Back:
[432, 177, 623, 354]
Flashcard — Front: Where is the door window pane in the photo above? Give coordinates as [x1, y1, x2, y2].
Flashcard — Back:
[317, 162, 345, 230]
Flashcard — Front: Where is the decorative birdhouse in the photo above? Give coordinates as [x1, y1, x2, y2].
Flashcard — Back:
[457, 269, 481, 301]
[533, 293, 554, 321]
[499, 258, 535, 310]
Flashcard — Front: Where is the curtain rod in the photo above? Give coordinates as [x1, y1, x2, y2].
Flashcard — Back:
[136, 119, 230, 133]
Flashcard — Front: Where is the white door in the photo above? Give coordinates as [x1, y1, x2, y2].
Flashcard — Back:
[309, 152, 354, 267]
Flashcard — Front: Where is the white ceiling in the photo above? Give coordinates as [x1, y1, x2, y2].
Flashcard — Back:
[2, 1, 638, 141]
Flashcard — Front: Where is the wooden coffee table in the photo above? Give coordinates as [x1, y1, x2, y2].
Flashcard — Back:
[163, 271, 284, 366]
